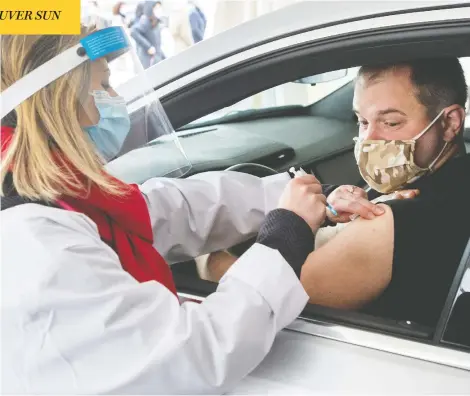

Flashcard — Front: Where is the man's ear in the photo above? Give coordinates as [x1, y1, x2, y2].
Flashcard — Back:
[443, 105, 466, 142]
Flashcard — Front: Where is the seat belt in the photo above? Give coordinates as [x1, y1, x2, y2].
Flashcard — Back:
[1, 193, 116, 252]
[1, 195, 56, 211]
[1, 172, 58, 211]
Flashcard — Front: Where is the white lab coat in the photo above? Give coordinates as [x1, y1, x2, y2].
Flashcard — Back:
[1, 171, 308, 395]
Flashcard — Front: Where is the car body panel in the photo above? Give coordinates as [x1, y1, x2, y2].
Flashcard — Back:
[228, 328, 470, 394]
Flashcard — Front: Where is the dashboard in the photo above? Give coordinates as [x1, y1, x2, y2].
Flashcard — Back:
[106, 114, 362, 186]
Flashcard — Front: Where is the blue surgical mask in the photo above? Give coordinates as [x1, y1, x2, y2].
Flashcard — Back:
[84, 90, 131, 161]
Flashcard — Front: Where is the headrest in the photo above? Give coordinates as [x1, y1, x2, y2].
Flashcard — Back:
[464, 126, 470, 142]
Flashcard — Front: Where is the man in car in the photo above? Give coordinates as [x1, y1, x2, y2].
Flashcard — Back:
[200, 57, 470, 328]
[300, 57, 470, 327]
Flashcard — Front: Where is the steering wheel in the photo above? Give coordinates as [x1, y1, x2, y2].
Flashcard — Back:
[225, 163, 278, 178]
[224, 163, 279, 257]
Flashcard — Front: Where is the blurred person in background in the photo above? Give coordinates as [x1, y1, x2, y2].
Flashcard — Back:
[189, 0, 207, 43]
[110, 2, 136, 85]
[153, 2, 174, 59]
[167, 0, 194, 55]
[153, 0, 166, 22]
[112, 1, 128, 27]
[82, 0, 112, 28]
[127, 2, 144, 28]
[131, 1, 166, 68]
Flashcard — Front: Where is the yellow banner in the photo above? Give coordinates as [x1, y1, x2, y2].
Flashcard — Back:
[0, 0, 81, 35]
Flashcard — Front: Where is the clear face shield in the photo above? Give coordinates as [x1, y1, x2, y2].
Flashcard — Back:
[0, 25, 191, 180]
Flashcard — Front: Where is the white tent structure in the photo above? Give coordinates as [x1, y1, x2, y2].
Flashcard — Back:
[84, 0, 303, 39]
[204, 0, 303, 38]
[197, 0, 357, 122]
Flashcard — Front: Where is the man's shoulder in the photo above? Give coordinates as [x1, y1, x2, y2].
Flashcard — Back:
[379, 193, 456, 243]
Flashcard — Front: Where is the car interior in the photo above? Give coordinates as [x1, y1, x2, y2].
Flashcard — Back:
[106, 26, 470, 353]
[166, 78, 470, 351]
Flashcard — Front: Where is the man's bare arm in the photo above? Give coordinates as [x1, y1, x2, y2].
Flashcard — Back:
[300, 204, 394, 310]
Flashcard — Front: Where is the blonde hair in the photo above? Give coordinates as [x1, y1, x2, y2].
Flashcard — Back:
[1, 27, 129, 201]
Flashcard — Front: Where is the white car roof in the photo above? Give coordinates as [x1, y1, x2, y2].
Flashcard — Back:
[132, 1, 468, 93]
[205, 0, 464, 52]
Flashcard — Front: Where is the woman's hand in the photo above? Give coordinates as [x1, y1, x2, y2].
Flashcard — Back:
[148, 46, 157, 55]
[327, 185, 419, 223]
[279, 175, 327, 232]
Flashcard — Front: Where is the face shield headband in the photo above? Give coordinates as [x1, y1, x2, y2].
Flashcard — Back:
[1, 26, 192, 178]
[0, 27, 130, 120]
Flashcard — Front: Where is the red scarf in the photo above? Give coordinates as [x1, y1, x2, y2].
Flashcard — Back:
[1, 126, 177, 297]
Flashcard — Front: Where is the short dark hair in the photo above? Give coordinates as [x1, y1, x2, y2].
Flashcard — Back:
[358, 57, 468, 120]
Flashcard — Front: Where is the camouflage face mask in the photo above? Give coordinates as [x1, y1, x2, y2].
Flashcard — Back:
[354, 109, 446, 194]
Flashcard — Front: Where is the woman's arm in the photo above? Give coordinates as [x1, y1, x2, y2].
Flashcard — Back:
[3, 204, 308, 394]
[140, 171, 290, 263]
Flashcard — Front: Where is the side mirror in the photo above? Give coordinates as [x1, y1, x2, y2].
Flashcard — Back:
[294, 69, 348, 85]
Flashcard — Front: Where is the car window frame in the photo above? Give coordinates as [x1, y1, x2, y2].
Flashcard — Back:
[434, 238, 470, 348]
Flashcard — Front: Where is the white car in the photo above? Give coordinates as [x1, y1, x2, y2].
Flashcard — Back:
[109, 1, 470, 393]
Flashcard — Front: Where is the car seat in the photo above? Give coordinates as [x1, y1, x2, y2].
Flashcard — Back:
[464, 126, 470, 153]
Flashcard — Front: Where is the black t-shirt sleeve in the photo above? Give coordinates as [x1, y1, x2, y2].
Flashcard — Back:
[363, 197, 464, 327]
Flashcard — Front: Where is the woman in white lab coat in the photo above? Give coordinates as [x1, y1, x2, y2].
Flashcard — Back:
[0, 25, 326, 394]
